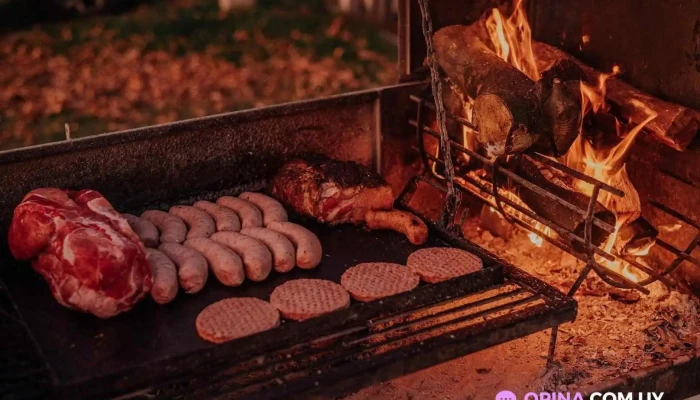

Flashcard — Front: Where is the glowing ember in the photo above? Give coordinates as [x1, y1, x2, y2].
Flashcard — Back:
[528, 232, 544, 247]
[526, 222, 553, 247]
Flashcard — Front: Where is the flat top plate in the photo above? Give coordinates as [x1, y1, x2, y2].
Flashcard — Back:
[0, 216, 502, 396]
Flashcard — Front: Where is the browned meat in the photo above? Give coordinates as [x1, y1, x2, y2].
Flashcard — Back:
[365, 210, 428, 245]
[270, 157, 394, 225]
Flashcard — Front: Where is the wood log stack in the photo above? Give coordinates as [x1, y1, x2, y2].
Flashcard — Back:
[433, 24, 699, 155]
[429, 21, 700, 261]
[532, 42, 700, 151]
[433, 24, 581, 159]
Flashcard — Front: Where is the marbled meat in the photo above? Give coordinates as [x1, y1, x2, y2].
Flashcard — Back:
[8, 188, 152, 318]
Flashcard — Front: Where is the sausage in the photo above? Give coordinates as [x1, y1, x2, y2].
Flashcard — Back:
[209, 232, 272, 281]
[193, 200, 241, 232]
[266, 221, 322, 269]
[239, 192, 288, 226]
[141, 210, 188, 244]
[216, 196, 263, 228]
[240, 227, 295, 273]
[169, 205, 216, 239]
[145, 248, 178, 304]
[365, 210, 428, 245]
[158, 242, 208, 293]
[184, 238, 245, 287]
[122, 213, 159, 248]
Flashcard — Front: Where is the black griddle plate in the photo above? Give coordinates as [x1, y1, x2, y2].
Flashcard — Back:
[0, 214, 574, 399]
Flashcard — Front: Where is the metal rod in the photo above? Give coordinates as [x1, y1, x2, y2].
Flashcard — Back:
[410, 121, 616, 233]
[589, 260, 651, 294]
[408, 95, 623, 195]
[502, 208, 615, 262]
[425, 152, 616, 257]
[568, 263, 594, 296]
[528, 152, 624, 196]
[583, 185, 600, 262]
[414, 173, 448, 192]
[615, 252, 676, 287]
[415, 98, 431, 172]
[654, 233, 700, 278]
[547, 326, 559, 366]
[650, 201, 700, 230]
[346, 294, 543, 347]
[654, 238, 700, 267]
[369, 287, 528, 333]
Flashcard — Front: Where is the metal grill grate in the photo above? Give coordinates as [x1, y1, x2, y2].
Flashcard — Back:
[404, 94, 700, 297]
[154, 233, 575, 400]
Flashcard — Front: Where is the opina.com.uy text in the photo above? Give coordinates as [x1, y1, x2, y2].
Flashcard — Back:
[495, 391, 664, 400]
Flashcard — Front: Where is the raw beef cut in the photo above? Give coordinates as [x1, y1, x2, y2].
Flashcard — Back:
[8, 188, 152, 318]
[269, 156, 394, 225]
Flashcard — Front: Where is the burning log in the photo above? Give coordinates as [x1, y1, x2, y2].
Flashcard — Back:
[509, 155, 616, 250]
[433, 25, 582, 158]
[533, 42, 700, 151]
[533, 60, 584, 157]
[616, 217, 658, 256]
[433, 25, 541, 157]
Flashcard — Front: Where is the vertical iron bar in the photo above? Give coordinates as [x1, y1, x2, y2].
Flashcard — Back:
[416, 0, 461, 230]
[547, 326, 559, 366]
[415, 99, 430, 172]
[568, 264, 593, 296]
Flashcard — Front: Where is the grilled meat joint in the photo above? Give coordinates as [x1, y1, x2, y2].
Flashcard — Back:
[270, 156, 395, 225]
[270, 156, 428, 244]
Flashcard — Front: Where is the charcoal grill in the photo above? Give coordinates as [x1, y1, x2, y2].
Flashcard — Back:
[5, 0, 696, 398]
[0, 81, 577, 399]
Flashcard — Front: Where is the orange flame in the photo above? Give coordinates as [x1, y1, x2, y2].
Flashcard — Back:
[562, 74, 658, 283]
[594, 221, 648, 283]
[484, 0, 539, 80]
[527, 222, 552, 247]
[479, 1, 658, 283]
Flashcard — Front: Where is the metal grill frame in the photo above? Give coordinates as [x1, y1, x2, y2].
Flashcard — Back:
[0, 221, 576, 400]
[407, 94, 700, 297]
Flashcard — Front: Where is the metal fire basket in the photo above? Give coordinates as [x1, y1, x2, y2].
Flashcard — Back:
[406, 94, 700, 296]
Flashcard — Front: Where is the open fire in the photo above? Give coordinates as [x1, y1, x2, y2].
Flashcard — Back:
[466, 0, 663, 283]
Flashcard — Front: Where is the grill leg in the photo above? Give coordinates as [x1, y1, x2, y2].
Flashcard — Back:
[567, 263, 593, 297]
[547, 326, 559, 367]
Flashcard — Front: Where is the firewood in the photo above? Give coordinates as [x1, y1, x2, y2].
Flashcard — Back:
[532, 60, 584, 156]
[509, 155, 616, 250]
[533, 41, 700, 151]
[616, 217, 658, 256]
[433, 24, 582, 158]
[433, 25, 541, 157]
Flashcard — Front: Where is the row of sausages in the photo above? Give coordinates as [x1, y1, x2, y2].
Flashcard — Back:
[121, 193, 322, 304]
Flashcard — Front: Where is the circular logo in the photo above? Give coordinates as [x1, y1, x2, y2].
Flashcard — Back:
[496, 390, 517, 400]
